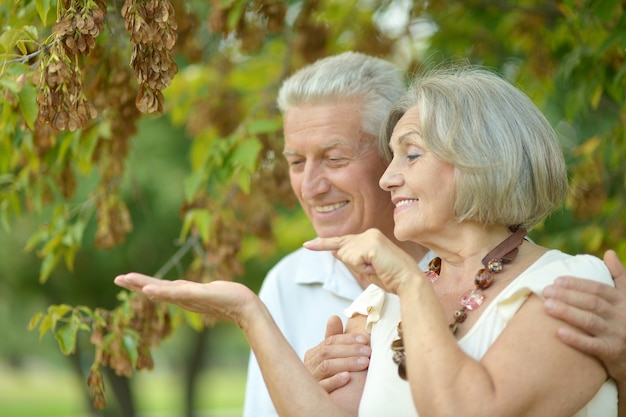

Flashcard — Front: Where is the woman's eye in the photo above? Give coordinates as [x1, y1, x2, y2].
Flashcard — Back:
[407, 154, 421, 161]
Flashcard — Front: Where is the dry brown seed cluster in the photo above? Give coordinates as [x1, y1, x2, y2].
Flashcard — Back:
[36, 42, 98, 131]
[36, 0, 106, 131]
[131, 296, 172, 369]
[122, 0, 179, 114]
[87, 364, 106, 409]
[54, 0, 106, 55]
[94, 192, 132, 250]
[90, 296, 172, 383]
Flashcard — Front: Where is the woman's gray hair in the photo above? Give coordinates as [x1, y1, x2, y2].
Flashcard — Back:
[277, 51, 405, 140]
[381, 66, 569, 231]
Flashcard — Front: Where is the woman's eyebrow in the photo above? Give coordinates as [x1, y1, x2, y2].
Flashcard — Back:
[396, 130, 422, 145]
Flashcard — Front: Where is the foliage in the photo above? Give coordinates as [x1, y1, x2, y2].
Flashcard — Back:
[421, 0, 626, 255]
[1, 0, 625, 411]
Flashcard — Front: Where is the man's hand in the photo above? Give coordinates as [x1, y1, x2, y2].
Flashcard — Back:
[303, 315, 371, 393]
[543, 249, 626, 381]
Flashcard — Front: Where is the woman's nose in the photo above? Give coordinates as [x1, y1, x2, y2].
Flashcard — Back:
[379, 161, 402, 191]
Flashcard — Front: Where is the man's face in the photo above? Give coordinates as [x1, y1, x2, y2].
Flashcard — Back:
[282, 100, 396, 238]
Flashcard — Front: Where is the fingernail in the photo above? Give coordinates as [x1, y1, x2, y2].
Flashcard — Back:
[357, 357, 369, 365]
[544, 299, 555, 310]
[542, 285, 554, 297]
[554, 277, 568, 287]
[355, 335, 366, 344]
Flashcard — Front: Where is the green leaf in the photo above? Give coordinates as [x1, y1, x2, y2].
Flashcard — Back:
[179, 208, 212, 243]
[69, 220, 86, 246]
[55, 320, 79, 355]
[18, 83, 37, 130]
[75, 128, 100, 175]
[0, 78, 20, 95]
[226, 0, 246, 31]
[35, 0, 53, 25]
[196, 209, 213, 243]
[56, 132, 74, 166]
[63, 248, 76, 271]
[183, 170, 205, 202]
[41, 233, 63, 256]
[122, 333, 139, 368]
[38, 314, 52, 340]
[179, 210, 194, 241]
[247, 119, 281, 135]
[40, 251, 62, 283]
[231, 137, 261, 172]
[28, 312, 44, 331]
[234, 168, 252, 194]
[49, 304, 73, 328]
[0, 208, 9, 233]
[24, 226, 49, 253]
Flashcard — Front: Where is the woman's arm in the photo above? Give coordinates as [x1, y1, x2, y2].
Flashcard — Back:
[542, 249, 626, 416]
[305, 230, 610, 417]
[114, 274, 352, 417]
[398, 277, 607, 417]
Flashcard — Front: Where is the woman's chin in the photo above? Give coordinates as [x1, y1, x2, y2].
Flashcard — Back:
[393, 227, 418, 243]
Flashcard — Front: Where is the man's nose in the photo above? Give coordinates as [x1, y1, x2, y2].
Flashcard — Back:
[301, 164, 330, 200]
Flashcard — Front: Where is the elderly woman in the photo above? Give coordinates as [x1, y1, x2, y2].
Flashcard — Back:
[303, 66, 617, 416]
[115, 66, 617, 417]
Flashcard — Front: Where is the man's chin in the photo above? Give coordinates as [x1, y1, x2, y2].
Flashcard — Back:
[313, 225, 352, 239]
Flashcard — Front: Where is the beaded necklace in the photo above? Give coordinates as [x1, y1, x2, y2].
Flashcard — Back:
[391, 229, 528, 380]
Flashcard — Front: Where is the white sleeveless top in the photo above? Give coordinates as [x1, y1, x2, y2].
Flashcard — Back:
[346, 250, 618, 417]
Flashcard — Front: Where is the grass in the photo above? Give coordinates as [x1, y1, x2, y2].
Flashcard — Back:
[0, 363, 247, 417]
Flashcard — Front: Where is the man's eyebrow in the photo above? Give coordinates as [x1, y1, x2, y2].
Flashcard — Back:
[282, 140, 350, 156]
[319, 140, 350, 151]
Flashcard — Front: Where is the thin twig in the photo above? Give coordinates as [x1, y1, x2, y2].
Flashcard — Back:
[154, 235, 200, 278]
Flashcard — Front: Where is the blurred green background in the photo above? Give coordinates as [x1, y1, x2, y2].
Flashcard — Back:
[0, 116, 263, 416]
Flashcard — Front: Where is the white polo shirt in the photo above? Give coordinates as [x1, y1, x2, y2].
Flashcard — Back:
[242, 247, 364, 417]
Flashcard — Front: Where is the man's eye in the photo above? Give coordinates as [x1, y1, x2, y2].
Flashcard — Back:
[327, 157, 348, 166]
[288, 159, 303, 166]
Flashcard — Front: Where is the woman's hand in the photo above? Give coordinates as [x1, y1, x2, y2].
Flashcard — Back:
[303, 228, 422, 295]
[114, 273, 260, 328]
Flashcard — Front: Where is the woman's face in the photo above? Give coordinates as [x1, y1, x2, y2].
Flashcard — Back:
[379, 105, 457, 242]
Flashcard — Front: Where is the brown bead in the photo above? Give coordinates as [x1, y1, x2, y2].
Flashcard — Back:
[487, 259, 503, 272]
[475, 268, 494, 289]
[398, 363, 407, 380]
[454, 309, 468, 322]
[391, 338, 404, 351]
[428, 257, 442, 275]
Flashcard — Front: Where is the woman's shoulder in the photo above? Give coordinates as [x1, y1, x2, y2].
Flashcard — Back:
[529, 249, 612, 286]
